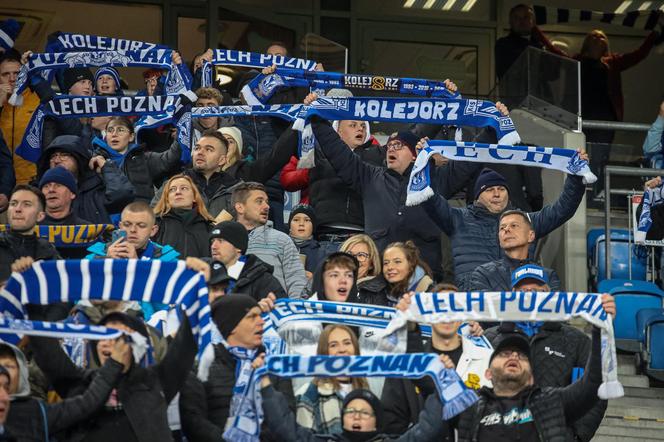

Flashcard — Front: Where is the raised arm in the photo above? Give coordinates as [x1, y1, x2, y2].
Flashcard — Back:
[235, 127, 299, 184]
[530, 174, 585, 238]
[146, 139, 183, 182]
[421, 194, 456, 236]
[154, 311, 197, 403]
[29, 336, 88, 398]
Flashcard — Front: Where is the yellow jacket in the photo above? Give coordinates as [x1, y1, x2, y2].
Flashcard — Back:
[0, 89, 39, 184]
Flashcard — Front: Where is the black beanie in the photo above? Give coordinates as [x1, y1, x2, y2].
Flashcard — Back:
[210, 221, 249, 254]
[473, 168, 509, 200]
[387, 131, 419, 157]
[63, 68, 94, 93]
[288, 204, 317, 234]
[98, 311, 149, 339]
[211, 293, 258, 339]
[342, 389, 384, 432]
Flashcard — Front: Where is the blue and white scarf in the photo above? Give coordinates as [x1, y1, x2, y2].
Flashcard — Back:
[17, 94, 189, 162]
[384, 291, 624, 400]
[0, 259, 212, 361]
[406, 139, 596, 205]
[0, 224, 112, 248]
[257, 353, 478, 420]
[10, 50, 191, 106]
[636, 183, 664, 243]
[45, 32, 170, 54]
[200, 49, 318, 87]
[241, 67, 461, 105]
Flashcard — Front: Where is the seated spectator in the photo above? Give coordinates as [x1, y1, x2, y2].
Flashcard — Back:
[0, 185, 59, 281]
[309, 252, 359, 302]
[0, 48, 37, 185]
[179, 294, 294, 441]
[469, 209, 560, 291]
[209, 220, 286, 300]
[259, 356, 449, 442]
[153, 174, 213, 258]
[483, 265, 607, 442]
[218, 127, 243, 170]
[358, 241, 433, 307]
[232, 182, 307, 297]
[36, 135, 135, 224]
[288, 204, 324, 278]
[39, 167, 90, 225]
[340, 234, 382, 284]
[421, 163, 586, 289]
[382, 287, 492, 435]
[643, 101, 664, 168]
[29, 309, 196, 442]
[295, 325, 369, 435]
[92, 117, 181, 201]
[94, 67, 123, 96]
[1, 341, 125, 441]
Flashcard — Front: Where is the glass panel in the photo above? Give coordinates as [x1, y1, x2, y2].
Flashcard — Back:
[302, 33, 348, 73]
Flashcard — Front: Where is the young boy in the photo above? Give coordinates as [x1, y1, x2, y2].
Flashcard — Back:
[288, 204, 324, 279]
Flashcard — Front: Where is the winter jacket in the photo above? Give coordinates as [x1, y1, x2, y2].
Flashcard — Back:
[0, 230, 60, 281]
[85, 239, 180, 261]
[247, 222, 307, 297]
[93, 138, 181, 202]
[36, 135, 136, 224]
[452, 327, 603, 441]
[295, 381, 345, 435]
[280, 155, 310, 204]
[262, 384, 445, 442]
[179, 344, 295, 442]
[229, 254, 287, 301]
[293, 237, 325, 275]
[30, 315, 196, 442]
[381, 337, 492, 436]
[312, 120, 479, 280]
[484, 322, 607, 441]
[0, 89, 39, 184]
[153, 209, 212, 258]
[469, 256, 561, 291]
[643, 116, 664, 164]
[0, 132, 15, 197]
[4, 342, 123, 442]
[422, 174, 585, 289]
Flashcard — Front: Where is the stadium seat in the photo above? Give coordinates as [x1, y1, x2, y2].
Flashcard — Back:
[587, 228, 609, 267]
[608, 281, 664, 352]
[597, 279, 636, 294]
[636, 308, 664, 373]
[643, 312, 664, 381]
[593, 232, 646, 288]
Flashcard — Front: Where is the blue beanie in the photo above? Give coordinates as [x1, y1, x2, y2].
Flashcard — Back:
[473, 168, 508, 200]
[39, 166, 78, 194]
[0, 19, 20, 51]
[94, 67, 122, 93]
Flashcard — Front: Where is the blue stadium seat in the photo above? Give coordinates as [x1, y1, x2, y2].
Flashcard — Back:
[597, 279, 636, 294]
[608, 281, 664, 352]
[587, 228, 605, 266]
[637, 308, 663, 345]
[644, 313, 664, 381]
[594, 232, 646, 287]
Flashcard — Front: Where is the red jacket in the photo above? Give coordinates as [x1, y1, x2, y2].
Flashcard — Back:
[280, 155, 309, 204]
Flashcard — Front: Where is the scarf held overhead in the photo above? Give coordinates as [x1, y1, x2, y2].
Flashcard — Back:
[383, 291, 624, 400]
[0, 224, 113, 248]
[240, 67, 462, 105]
[406, 139, 596, 205]
[0, 259, 212, 361]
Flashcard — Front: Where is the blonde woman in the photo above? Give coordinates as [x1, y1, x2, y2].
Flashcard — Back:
[153, 174, 214, 257]
[339, 234, 381, 283]
[218, 127, 243, 171]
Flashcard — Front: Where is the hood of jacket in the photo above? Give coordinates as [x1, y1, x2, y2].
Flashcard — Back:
[0, 342, 31, 399]
[310, 251, 359, 301]
[37, 135, 92, 179]
[92, 136, 141, 167]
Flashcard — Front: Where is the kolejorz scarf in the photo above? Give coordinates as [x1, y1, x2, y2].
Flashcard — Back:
[406, 139, 596, 205]
[241, 67, 461, 105]
[10, 50, 191, 106]
[200, 49, 318, 87]
[0, 224, 112, 248]
[533, 5, 662, 31]
[384, 291, 624, 400]
[636, 182, 664, 243]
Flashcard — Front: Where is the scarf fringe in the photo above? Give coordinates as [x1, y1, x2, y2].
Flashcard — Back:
[405, 187, 434, 207]
[598, 380, 625, 400]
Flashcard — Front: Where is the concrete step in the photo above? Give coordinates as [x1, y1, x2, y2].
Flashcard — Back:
[595, 423, 664, 439]
[611, 395, 664, 409]
[622, 386, 664, 399]
[607, 404, 664, 420]
[619, 363, 637, 375]
[618, 373, 650, 388]
[592, 435, 664, 441]
[602, 416, 664, 430]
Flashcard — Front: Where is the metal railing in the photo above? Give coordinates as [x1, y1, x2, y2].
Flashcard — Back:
[604, 165, 661, 279]
[582, 120, 652, 132]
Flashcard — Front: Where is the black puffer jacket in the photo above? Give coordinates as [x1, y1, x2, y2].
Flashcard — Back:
[468, 256, 561, 291]
[179, 344, 295, 442]
[231, 254, 287, 300]
[484, 323, 607, 441]
[153, 209, 212, 258]
[36, 135, 135, 224]
[455, 328, 603, 442]
[0, 231, 60, 280]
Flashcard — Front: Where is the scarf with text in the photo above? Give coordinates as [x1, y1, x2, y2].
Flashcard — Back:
[384, 291, 624, 399]
[533, 5, 662, 31]
[10, 50, 191, 106]
[0, 224, 112, 248]
[406, 139, 596, 205]
[636, 183, 664, 243]
[241, 67, 461, 105]
[200, 49, 318, 87]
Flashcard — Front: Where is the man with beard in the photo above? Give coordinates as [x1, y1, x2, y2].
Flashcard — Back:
[441, 292, 615, 441]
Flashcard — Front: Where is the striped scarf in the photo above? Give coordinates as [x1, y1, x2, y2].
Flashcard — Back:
[533, 5, 662, 31]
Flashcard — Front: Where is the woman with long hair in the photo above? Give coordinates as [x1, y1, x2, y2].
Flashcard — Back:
[295, 325, 369, 435]
[153, 174, 214, 257]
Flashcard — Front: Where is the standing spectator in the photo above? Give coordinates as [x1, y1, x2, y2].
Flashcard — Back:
[469, 209, 561, 291]
[192, 87, 232, 146]
[643, 101, 664, 168]
[153, 174, 213, 258]
[209, 220, 286, 300]
[232, 182, 307, 297]
[94, 67, 123, 95]
[0, 49, 37, 185]
[288, 204, 324, 278]
[0, 185, 59, 281]
[36, 135, 135, 224]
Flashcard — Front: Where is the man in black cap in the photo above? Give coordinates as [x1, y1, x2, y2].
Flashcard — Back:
[179, 293, 294, 441]
[209, 221, 286, 301]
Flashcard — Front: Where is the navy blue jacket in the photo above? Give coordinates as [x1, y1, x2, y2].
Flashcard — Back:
[469, 256, 561, 291]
